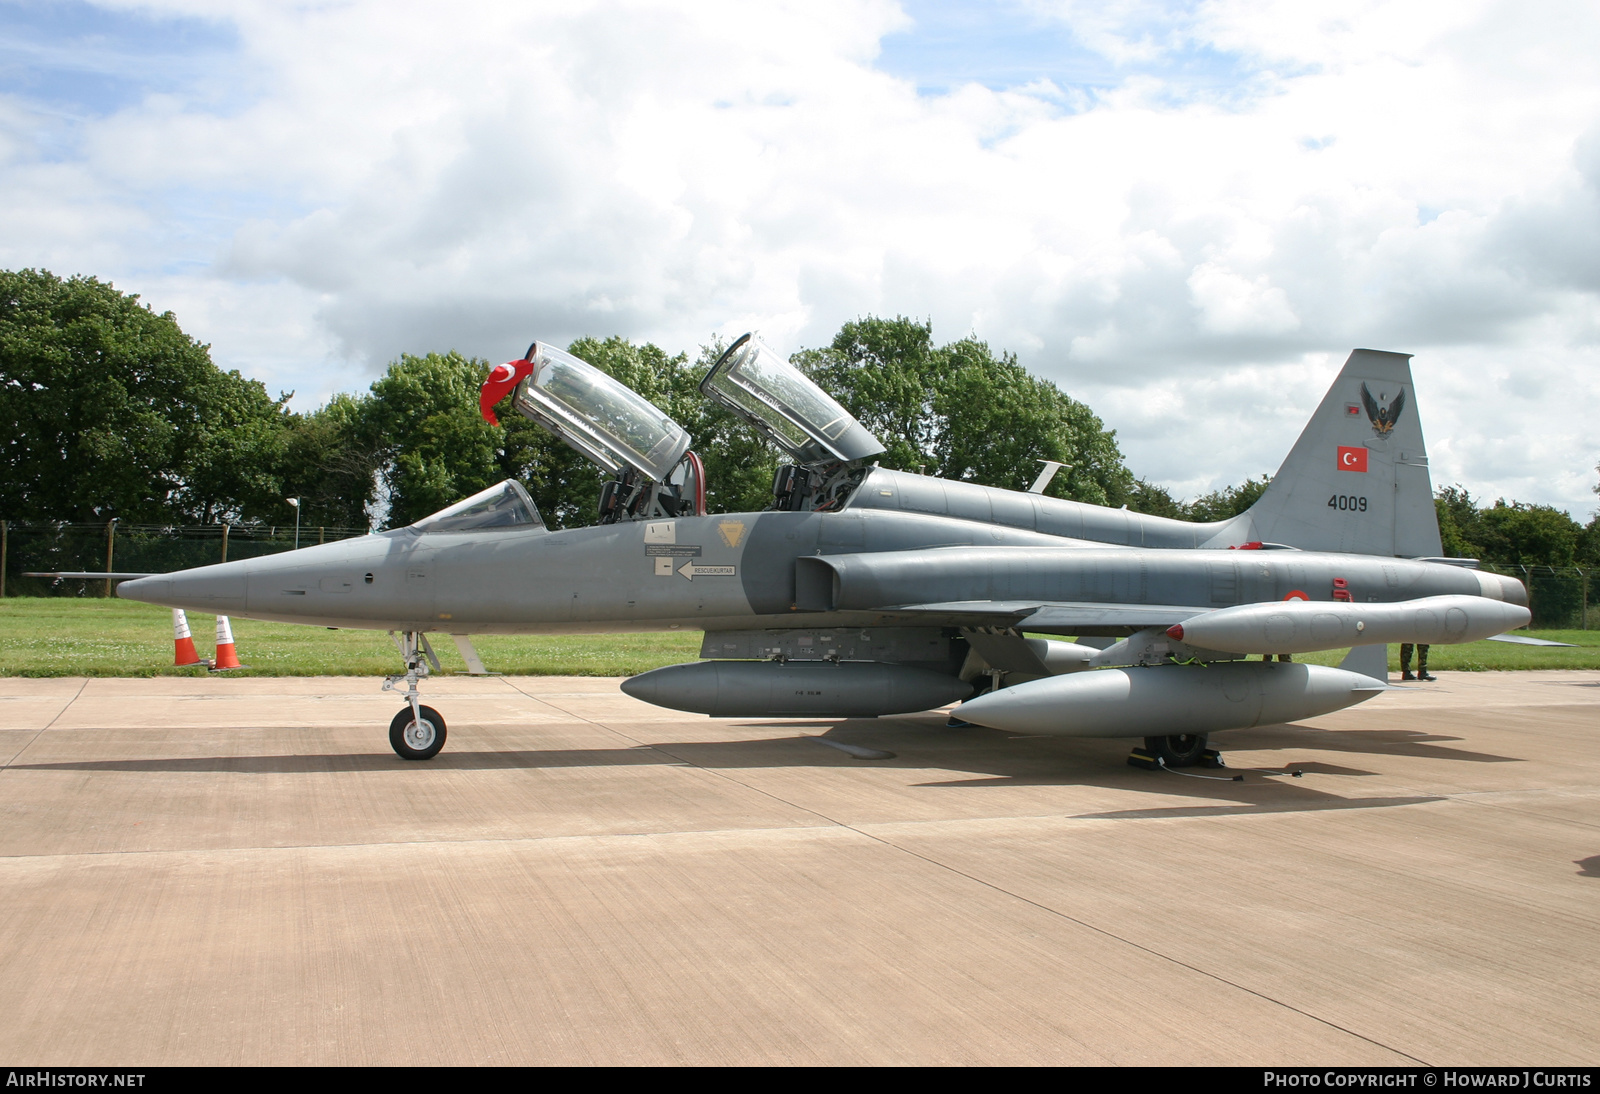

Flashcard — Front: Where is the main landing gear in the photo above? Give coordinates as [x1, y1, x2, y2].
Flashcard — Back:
[1128, 734, 1225, 771]
[383, 631, 448, 761]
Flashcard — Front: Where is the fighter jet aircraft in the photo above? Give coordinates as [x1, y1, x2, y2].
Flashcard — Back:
[117, 335, 1529, 768]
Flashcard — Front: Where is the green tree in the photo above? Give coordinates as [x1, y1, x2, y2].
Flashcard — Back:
[1435, 485, 1483, 559]
[1433, 486, 1583, 568]
[1580, 518, 1600, 568]
[1585, 465, 1600, 568]
[276, 394, 384, 529]
[1186, 476, 1271, 523]
[795, 317, 947, 473]
[177, 374, 294, 525]
[365, 351, 505, 528]
[1476, 502, 1582, 568]
[0, 268, 290, 524]
[1123, 479, 1190, 520]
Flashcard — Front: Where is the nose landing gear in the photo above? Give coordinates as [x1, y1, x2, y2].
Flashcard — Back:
[389, 703, 447, 760]
[383, 631, 448, 760]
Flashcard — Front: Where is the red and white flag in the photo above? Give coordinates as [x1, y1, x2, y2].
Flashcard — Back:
[1337, 446, 1368, 472]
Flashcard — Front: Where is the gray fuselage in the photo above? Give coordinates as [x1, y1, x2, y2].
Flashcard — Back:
[116, 501, 1518, 637]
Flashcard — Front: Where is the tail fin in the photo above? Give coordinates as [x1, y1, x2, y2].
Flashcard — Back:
[1236, 349, 1442, 558]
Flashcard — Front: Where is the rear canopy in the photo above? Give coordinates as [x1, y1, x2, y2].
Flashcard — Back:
[700, 333, 884, 466]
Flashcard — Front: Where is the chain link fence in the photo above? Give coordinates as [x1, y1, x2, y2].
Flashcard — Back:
[1477, 563, 1594, 629]
[0, 520, 370, 597]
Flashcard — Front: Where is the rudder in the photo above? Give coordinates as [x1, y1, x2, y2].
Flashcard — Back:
[1228, 349, 1442, 558]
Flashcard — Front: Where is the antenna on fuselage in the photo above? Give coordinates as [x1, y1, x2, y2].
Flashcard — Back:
[1028, 460, 1070, 494]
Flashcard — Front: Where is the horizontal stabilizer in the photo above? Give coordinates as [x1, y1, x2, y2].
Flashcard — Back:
[1485, 633, 1576, 647]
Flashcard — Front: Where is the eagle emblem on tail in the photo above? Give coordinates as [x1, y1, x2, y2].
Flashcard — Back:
[1359, 382, 1405, 436]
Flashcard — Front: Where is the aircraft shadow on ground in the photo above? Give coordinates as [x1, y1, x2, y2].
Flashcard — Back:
[1219, 722, 1518, 764]
[11, 712, 1500, 817]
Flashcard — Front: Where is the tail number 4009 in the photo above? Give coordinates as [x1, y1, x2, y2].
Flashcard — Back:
[1329, 495, 1368, 511]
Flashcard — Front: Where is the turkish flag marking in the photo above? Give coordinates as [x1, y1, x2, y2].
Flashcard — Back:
[1337, 446, 1368, 472]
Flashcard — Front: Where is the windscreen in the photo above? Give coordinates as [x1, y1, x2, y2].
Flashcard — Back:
[512, 343, 690, 480]
[412, 480, 546, 533]
[700, 334, 884, 464]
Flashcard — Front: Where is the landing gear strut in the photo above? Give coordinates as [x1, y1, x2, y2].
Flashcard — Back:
[1128, 734, 1225, 770]
[383, 631, 448, 760]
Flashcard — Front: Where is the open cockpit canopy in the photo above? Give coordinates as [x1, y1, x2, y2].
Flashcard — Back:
[411, 480, 545, 534]
[700, 334, 884, 466]
[513, 342, 690, 481]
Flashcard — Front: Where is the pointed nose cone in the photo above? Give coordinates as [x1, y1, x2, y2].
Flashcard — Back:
[117, 562, 247, 611]
[116, 575, 171, 604]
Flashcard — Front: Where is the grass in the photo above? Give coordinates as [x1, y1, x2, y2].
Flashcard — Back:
[2, 597, 1599, 677]
[1290, 630, 1600, 671]
[0, 597, 701, 677]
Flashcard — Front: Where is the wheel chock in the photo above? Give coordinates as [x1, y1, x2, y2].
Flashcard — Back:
[1127, 747, 1160, 771]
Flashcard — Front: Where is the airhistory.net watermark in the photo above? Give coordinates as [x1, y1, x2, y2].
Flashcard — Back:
[5, 1075, 145, 1088]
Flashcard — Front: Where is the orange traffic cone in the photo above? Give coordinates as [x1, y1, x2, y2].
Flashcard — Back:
[172, 609, 205, 667]
[210, 615, 243, 671]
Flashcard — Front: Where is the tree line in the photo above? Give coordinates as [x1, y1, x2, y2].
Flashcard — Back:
[3, 267, 1597, 572]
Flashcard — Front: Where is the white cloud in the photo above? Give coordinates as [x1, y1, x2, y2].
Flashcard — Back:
[1187, 262, 1300, 335]
[2, 0, 1599, 517]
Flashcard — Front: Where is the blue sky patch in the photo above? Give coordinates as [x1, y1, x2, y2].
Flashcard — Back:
[0, 0, 240, 118]
[875, 0, 1270, 108]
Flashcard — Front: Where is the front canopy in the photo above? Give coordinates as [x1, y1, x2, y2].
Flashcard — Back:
[411, 480, 545, 533]
[512, 343, 690, 481]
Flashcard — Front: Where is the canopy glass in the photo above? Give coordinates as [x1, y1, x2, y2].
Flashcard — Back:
[411, 480, 545, 533]
[512, 343, 690, 480]
[700, 334, 884, 465]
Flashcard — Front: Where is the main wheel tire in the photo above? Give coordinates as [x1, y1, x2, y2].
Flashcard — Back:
[1145, 733, 1208, 768]
[390, 704, 447, 760]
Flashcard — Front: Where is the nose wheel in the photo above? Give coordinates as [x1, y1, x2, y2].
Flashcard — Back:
[382, 630, 448, 760]
[390, 704, 447, 760]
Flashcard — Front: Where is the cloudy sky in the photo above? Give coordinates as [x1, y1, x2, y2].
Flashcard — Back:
[4, 0, 1599, 516]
